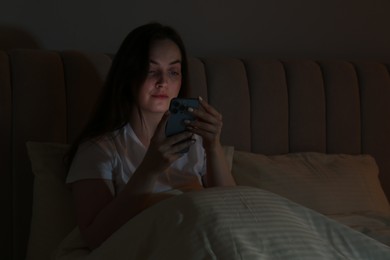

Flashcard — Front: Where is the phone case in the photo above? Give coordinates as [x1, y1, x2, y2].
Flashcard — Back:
[165, 98, 199, 137]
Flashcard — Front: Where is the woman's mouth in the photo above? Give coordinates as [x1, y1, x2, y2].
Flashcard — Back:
[151, 94, 169, 99]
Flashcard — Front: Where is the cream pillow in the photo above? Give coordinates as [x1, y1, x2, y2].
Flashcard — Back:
[232, 151, 390, 215]
[26, 141, 234, 260]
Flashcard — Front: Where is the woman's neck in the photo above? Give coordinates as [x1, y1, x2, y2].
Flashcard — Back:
[130, 108, 163, 147]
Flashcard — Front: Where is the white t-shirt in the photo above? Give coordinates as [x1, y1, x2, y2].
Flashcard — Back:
[66, 123, 206, 195]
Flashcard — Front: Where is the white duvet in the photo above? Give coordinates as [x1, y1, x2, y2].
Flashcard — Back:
[54, 186, 390, 260]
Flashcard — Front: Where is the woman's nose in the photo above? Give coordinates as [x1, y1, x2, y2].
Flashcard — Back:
[156, 72, 168, 87]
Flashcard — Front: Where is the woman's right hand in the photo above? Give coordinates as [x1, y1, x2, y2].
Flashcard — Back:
[139, 111, 196, 174]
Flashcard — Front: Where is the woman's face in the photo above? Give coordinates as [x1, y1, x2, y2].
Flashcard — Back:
[137, 39, 182, 115]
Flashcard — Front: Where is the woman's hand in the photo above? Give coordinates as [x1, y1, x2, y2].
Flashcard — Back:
[185, 97, 236, 187]
[139, 111, 196, 174]
[186, 97, 223, 151]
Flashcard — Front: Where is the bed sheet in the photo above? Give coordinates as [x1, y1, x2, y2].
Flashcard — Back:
[54, 186, 390, 260]
[327, 211, 390, 246]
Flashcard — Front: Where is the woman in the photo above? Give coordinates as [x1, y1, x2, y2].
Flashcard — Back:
[66, 22, 236, 250]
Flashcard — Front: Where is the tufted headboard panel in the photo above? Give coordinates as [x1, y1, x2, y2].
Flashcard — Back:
[1, 49, 390, 259]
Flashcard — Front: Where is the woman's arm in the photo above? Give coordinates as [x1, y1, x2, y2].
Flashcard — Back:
[71, 167, 159, 250]
[71, 113, 196, 250]
[203, 142, 236, 187]
[186, 97, 236, 187]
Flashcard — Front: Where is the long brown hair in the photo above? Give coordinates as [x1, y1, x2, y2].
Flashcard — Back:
[66, 22, 189, 168]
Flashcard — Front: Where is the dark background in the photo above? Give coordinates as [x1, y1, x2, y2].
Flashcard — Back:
[1, 0, 390, 60]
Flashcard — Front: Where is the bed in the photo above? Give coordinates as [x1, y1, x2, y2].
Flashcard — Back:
[2, 49, 390, 259]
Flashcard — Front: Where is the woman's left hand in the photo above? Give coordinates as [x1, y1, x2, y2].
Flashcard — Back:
[185, 96, 223, 150]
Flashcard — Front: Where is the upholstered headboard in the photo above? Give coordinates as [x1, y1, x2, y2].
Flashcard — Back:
[1, 49, 390, 260]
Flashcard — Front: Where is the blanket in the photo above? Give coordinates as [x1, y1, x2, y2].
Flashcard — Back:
[54, 186, 390, 260]
[327, 211, 390, 246]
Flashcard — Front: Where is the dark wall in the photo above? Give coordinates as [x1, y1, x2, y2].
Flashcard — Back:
[1, 1, 390, 59]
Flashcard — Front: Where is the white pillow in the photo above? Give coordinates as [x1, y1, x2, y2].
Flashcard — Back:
[232, 151, 390, 215]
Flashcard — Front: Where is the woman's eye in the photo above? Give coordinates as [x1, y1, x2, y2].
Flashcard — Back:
[169, 71, 180, 77]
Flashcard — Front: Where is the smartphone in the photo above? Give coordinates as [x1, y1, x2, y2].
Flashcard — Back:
[165, 97, 199, 137]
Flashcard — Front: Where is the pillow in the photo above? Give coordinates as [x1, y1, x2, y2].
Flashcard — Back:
[26, 142, 75, 260]
[25, 141, 235, 260]
[232, 151, 390, 215]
